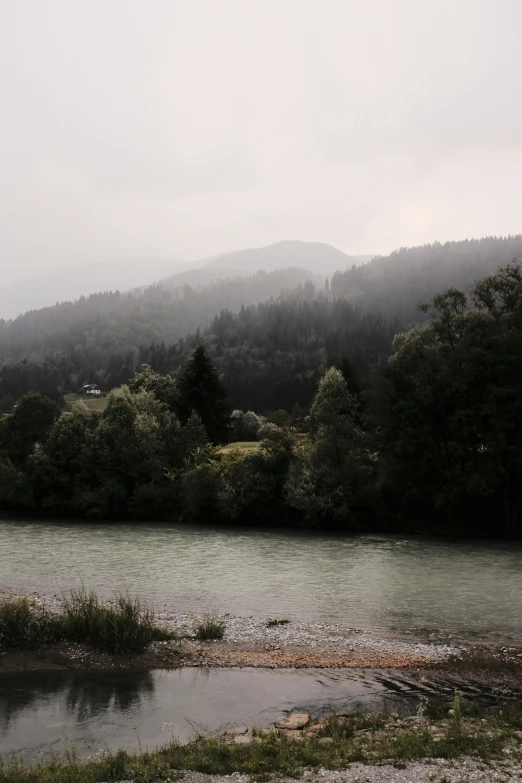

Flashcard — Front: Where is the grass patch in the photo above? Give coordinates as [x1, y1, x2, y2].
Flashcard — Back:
[63, 393, 107, 414]
[193, 614, 226, 641]
[1, 709, 521, 782]
[59, 588, 170, 654]
[219, 441, 260, 454]
[266, 618, 290, 627]
[0, 598, 56, 651]
[0, 589, 171, 655]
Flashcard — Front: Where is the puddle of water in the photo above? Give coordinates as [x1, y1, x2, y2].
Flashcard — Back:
[0, 667, 517, 763]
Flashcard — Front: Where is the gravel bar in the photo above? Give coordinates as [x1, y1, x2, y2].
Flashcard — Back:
[157, 609, 462, 663]
[3, 589, 465, 667]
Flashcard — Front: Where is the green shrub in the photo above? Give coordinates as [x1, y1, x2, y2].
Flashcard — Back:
[0, 589, 171, 655]
[194, 614, 226, 641]
[59, 588, 170, 654]
[0, 597, 57, 651]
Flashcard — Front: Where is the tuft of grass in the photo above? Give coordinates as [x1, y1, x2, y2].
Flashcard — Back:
[58, 588, 171, 654]
[0, 597, 57, 651]
[266, 618, 290, 627]
[193, 614, 226, 641]
[0, 589, 171, 656]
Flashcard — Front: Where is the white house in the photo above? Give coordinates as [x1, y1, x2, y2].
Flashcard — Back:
[81, 383, 101, 396]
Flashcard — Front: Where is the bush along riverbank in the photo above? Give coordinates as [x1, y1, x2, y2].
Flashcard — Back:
[0, 589, 171, 655]
[2, 702, 522, 782]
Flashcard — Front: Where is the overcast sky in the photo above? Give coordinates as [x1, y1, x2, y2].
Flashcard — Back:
[1, 0, 521, 285]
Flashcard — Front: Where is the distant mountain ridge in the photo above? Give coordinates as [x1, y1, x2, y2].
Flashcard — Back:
[159, 240, 370, 291]
[0, 258, 181, 321]
[203, 240, 370, 274]
[0, 241, 370, 320]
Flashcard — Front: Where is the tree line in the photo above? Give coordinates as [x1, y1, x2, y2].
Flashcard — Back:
[1, 261, 522, 537]
[0, 296, 397, 412]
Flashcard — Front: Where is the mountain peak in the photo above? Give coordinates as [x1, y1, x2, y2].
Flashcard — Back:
[204, 240, 367, 276]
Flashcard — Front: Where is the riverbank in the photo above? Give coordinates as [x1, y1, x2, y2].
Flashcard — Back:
[2, 590, 522, 685]
[2, 709, 522, 782]
[3, 592, 522, 781]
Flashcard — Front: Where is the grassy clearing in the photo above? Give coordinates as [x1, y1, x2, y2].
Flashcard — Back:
[0, 589, 171, 655]
[219, 441, 260, 454]
[193, 614, 226, 641]
[219, 435, 309, 455]
[63, 393, 107, 414]
[1, 708, 521, 782]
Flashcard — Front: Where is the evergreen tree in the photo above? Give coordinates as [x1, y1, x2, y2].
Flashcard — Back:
[0, 392, 60, 464]
[286, 368, 374, 528]
[176, 346, 230, 444]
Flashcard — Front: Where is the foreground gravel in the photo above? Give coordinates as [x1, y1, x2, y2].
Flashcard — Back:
[104, 758, 522, 782]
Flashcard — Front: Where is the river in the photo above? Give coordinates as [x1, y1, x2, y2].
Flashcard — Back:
[1, 519, 522, 637]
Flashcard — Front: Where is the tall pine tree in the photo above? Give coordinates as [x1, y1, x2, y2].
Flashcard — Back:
[176, 346, 230, 443]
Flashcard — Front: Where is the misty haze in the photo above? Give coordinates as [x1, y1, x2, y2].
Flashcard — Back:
[1, 2, 522, 780]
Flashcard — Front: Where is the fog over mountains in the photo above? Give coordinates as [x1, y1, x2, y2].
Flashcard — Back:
[0, 259, 179, 321]
[0, 241, 371, 320]
[202, 241, 371, 276]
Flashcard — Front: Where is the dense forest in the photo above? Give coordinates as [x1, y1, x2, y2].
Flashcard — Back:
[1, 260, 522, 538]
[0, 267, 321, 362]
[331, 235, 522, 323]
[1, 236, 520, 412]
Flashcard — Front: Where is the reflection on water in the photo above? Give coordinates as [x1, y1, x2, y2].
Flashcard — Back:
[1, 667, 519, 763]
[64, 672, 154, 723]
[1, 520, 522, 636]
[0, 672, 154, 752]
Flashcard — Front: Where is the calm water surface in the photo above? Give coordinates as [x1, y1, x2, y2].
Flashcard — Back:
[0, 667, 514, 762]
[1, 519, 521, 637]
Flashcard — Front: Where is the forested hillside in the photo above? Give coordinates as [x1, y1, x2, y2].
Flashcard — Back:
[331, 235, 522, 324]
[0, 267, 320, 362]
[2, 261, 522, 536]
[1, 236, 521, 413]
[0, 258, 180, 321]
[0, 295, 397, 411]
[139, 298, 398, 411]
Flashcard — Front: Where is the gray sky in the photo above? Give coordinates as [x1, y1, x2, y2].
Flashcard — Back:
[1, 0, 521, 286]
